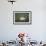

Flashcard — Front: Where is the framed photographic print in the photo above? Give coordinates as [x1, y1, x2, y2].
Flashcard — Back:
[13, 11, 32, 25]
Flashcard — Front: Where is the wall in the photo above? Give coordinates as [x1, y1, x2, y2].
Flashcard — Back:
[0, 0, 46, 41]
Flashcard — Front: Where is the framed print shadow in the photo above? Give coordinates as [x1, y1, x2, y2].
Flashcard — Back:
[13, 11, 32, 25]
